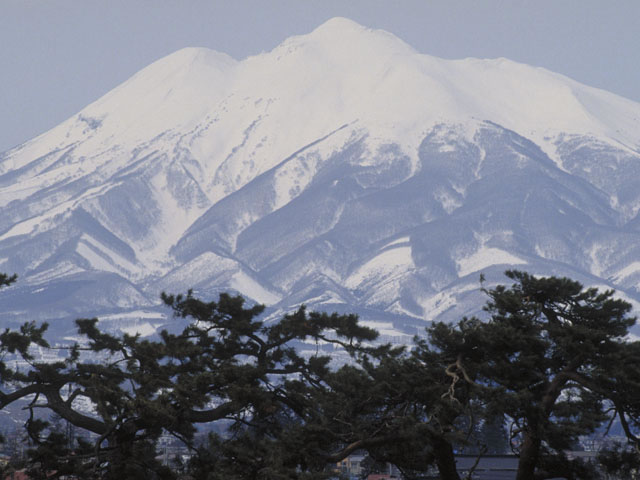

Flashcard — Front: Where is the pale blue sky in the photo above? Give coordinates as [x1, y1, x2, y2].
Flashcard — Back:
[1, 0, 638, 153]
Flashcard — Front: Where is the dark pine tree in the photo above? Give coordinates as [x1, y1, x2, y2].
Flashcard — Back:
[0, 287, 379, 479]
[470, 271, 639, 480]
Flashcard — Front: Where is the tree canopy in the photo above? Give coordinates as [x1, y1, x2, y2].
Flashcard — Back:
[0, 271, 638, 480]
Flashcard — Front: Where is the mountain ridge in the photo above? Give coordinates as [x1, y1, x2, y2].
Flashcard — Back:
[1, 18, 640, 341]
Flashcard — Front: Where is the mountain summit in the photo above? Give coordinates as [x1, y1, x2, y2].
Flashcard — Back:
[2, 18, 640, 339]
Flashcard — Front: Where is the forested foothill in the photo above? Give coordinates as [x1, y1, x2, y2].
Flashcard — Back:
[0, 270, 638, 480]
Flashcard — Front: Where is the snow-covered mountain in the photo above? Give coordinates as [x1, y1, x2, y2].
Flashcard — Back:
[2, 17, 640, 341]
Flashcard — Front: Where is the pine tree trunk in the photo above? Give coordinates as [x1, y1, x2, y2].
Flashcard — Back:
[433, 438, 461, 480]
[516, 431, 540, 480]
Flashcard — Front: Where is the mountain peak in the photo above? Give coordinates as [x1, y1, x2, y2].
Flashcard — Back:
[3, 17, 640, 343]
[311, 16, 368, 35]
[287, 16, 416, 58]
[125, 46, 237, 87]
[158, 47, 237, 69]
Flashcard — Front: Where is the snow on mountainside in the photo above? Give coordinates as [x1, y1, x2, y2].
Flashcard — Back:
[2, 17, 640, 340]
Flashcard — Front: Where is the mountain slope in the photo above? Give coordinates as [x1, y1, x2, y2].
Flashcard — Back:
[1, 17, 640, 339]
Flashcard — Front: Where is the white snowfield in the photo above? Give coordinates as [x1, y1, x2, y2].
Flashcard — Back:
[1, 17, 640, 337]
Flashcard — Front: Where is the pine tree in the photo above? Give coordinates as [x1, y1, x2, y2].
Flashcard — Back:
[0, 288, 379, 479]
[468, 271, 639, 480]
[2, 271, 639, 479]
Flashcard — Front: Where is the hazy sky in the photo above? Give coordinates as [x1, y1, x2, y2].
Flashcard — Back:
[1, 0, 639, 153]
